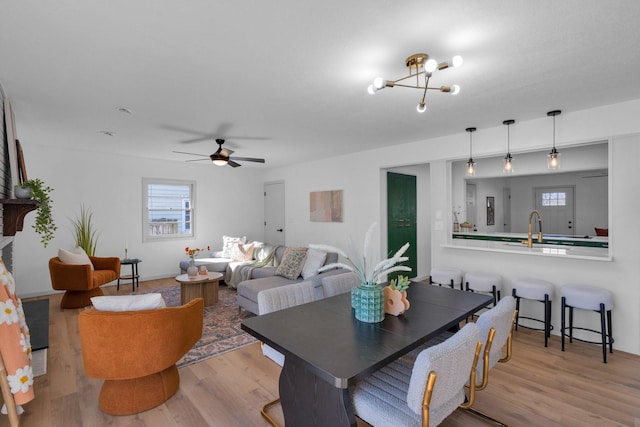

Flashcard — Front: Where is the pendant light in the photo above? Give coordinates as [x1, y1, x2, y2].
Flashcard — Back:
[547, 110, 561, 170]
[465, 127, 476, 176]
[502, 119, 515, 174]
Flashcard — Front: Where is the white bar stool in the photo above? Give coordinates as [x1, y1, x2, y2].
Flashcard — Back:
[429, 267, 464, 290]
[511, 278, 554, 347]
[561, 284, 614, 363]
[464, 271, 502, 307]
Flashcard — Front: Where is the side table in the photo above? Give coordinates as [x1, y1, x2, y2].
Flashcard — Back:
[175, 272, 223, 307]
[118, 258, 141, 291]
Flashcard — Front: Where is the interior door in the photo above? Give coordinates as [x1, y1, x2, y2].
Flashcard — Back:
[387, 172, 417, 281]
[534, 186, 575, 235]
[264, 182, 285, 245]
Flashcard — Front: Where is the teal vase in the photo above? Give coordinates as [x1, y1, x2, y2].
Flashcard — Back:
[352, 283, 385, 323]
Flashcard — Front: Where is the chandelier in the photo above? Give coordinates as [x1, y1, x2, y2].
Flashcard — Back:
[367, 53, 463, 113]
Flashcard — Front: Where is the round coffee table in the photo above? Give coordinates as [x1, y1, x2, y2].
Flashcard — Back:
[175, 272, 223, 307]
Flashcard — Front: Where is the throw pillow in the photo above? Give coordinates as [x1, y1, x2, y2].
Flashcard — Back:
[58, 247, 94, 271]
[221, 235, 247, 258]
[275, 247, 308, 280]
[90, 294, 167, 311]
[229, 242, 256, 262]
[301, 248, 327, 279]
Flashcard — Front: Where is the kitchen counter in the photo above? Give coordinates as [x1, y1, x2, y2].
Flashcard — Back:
[448, 232, 610, 260]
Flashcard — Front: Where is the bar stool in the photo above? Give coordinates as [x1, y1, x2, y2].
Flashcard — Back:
[511, 278, 554, 347]
[561, 284, 614, 363]
[429, 267, 464, 290]
[465, 271, 502, 307]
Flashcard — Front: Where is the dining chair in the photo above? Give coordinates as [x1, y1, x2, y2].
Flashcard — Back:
[463, 295, 517, 426]
[257, 281, 318, 426]
[351, 322, 482, 427]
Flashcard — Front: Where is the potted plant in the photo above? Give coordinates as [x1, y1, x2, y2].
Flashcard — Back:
[70, 205, 99, 256]
[384, 275, 411, 316]
[14, 178, 57, 247]
[311, 222, 411, 323]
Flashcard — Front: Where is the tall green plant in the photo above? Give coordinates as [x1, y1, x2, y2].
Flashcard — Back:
[18, 178, 57, 247]
[71, 205, 99, 256]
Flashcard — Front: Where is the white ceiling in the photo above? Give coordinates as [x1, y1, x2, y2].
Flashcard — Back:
[2, 1, 640, 168]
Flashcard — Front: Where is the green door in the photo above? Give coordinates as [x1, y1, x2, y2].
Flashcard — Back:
[387, 172, 417, 282]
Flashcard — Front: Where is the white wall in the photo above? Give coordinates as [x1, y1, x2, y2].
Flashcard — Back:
[11, 98, 640, 355]
[262, 99, 640, 354]
[12, 144, 266, 297]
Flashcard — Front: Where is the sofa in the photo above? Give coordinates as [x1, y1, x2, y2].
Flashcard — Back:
[236, 245, 349, 315]
[178, 250, 231, 275]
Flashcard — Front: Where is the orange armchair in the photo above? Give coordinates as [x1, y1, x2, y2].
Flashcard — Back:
[49, 256, 121, 309]
[78, 298, 204, 415]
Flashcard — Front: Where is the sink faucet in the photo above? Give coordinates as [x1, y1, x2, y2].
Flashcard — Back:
[522, 210, 543, 248]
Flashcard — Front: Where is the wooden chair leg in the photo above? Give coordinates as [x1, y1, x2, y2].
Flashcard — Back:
[0, 354, 21, 427]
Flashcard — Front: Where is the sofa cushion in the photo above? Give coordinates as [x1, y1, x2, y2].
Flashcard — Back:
[58, 247, 94, 270]
[238, 276, 299, 310]
[221, 235, 246, 258]
[301, 248, 327, 280]
[229, 242, 256, 262]
[91, 294, 166, 311]
[275, 247, 308, 280]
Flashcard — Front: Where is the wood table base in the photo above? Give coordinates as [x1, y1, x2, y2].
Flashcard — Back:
[175, 273, 222, 307]
[280, 356, 356, 427]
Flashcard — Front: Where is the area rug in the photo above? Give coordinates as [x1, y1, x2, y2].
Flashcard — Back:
[152, 285, 257, 368]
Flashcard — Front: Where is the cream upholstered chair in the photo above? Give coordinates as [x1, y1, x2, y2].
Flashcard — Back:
[462, 295, 516, 426]
[321, 271, 359, 297]
[257, 281, 318, 426]
[351, 323, 482, 427]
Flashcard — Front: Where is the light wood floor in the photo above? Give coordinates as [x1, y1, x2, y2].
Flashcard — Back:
[3, 277, 640, 427]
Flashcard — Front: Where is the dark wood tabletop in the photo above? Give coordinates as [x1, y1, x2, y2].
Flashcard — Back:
[241, 282, 493, 426]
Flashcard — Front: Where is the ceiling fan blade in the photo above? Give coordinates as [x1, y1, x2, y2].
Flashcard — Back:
[173, 150, 209, 157]
[185, 158, 211, 162]
[230, 156, 265, 163]
[227, 160, 242, 168]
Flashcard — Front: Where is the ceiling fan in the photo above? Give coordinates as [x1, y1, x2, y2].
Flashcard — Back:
[173, 139, 265, 168]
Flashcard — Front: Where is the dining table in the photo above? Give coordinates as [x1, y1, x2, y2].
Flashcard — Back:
[241, 281, 493, 427]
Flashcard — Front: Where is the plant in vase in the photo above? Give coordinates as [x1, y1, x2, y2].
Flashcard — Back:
[384, 275, 411, 316]
[184, 245, 210, 277]
[14, 178, 57, 248]
[70, 204, 99, 256]
[311, 222, 411, 323]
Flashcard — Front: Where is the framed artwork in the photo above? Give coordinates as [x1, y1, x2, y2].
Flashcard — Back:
[4, 98, 20, 186]
[486, 196, 495, 226]
[310, 190, 343, 222]
[16, 139, 27, 183]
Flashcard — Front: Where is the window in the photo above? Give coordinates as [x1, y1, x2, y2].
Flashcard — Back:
[143, 178, 195, 240]
[541, 191, 567, 207]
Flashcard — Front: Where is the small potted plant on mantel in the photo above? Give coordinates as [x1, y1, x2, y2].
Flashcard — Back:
[14, 178, 57, 247]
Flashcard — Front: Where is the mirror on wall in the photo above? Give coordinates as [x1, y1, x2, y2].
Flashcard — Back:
[450, 141, 608, 241]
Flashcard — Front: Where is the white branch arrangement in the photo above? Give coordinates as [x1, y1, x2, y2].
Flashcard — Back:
[310, 222, 411, 286]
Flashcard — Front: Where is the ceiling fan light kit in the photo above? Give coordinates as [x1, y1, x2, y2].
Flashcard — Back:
[368, 53, 462, 113]
[173, 138, 265, 168]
